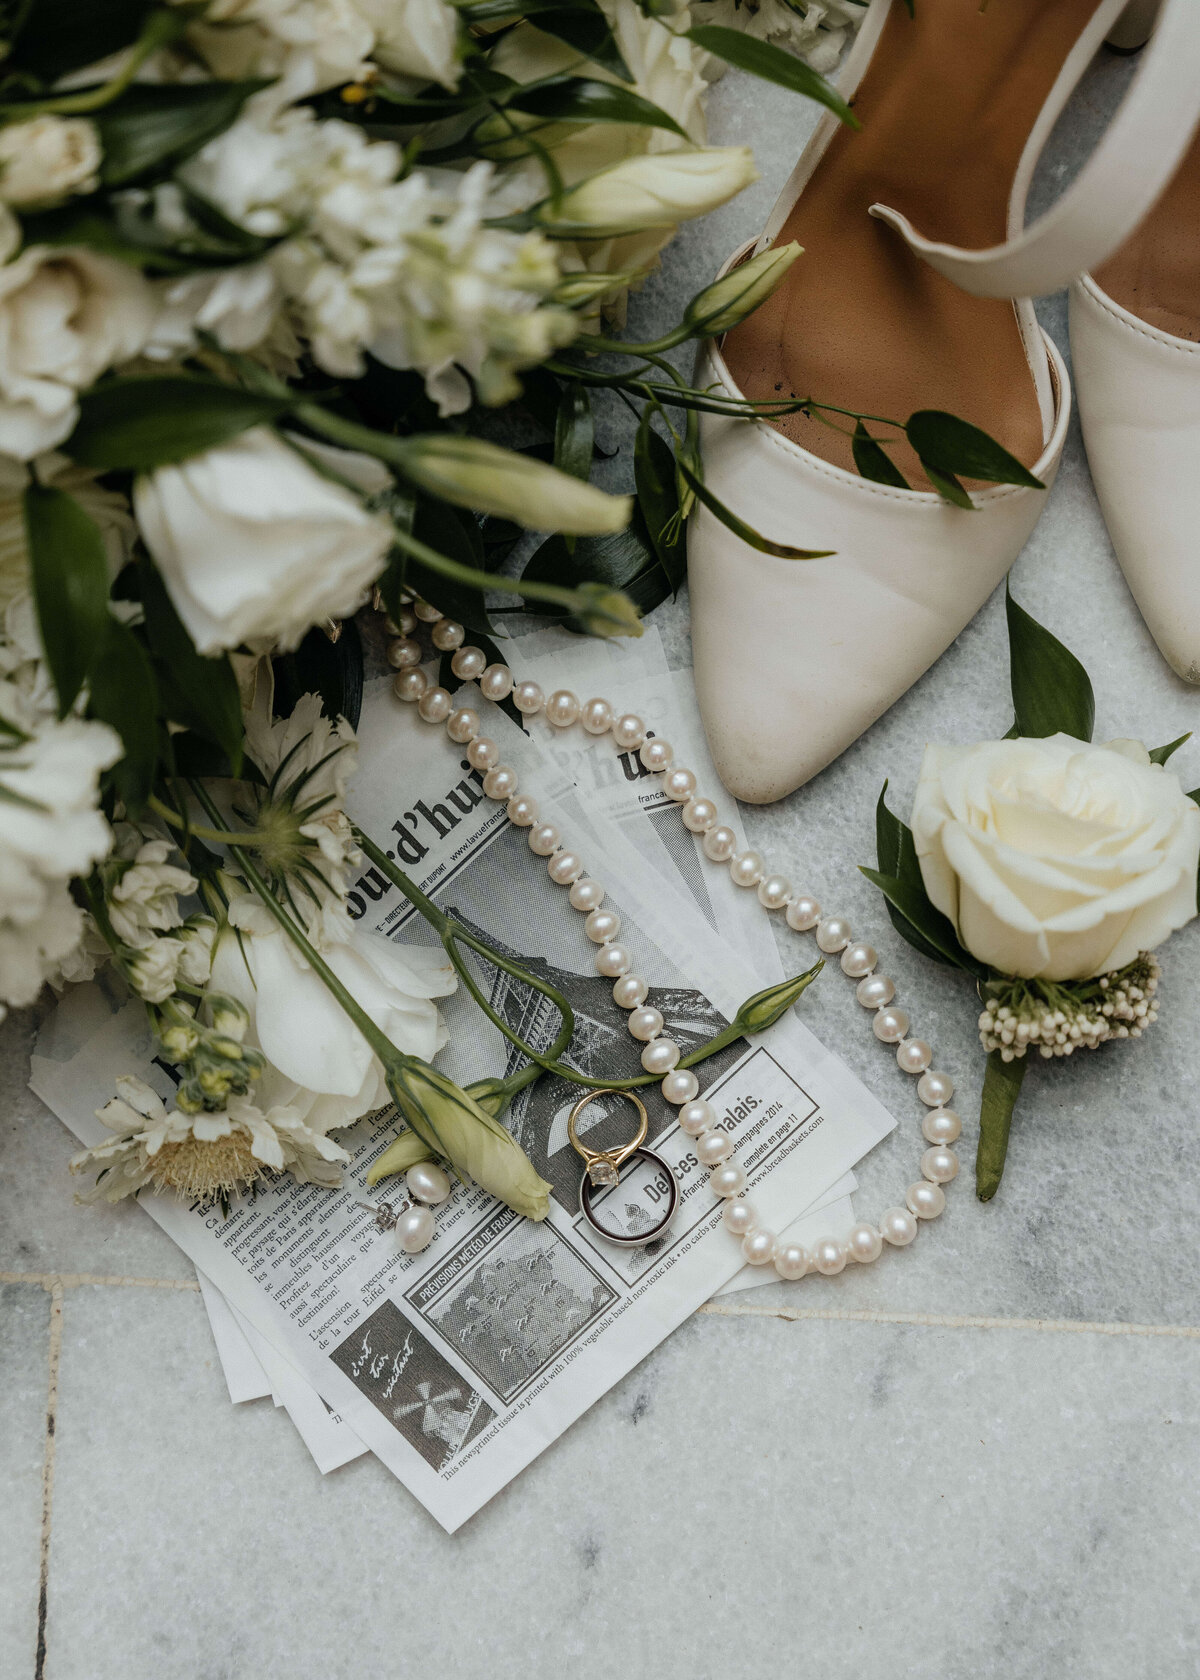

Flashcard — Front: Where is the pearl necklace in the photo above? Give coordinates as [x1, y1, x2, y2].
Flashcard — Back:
[379, 599, 962, 1280]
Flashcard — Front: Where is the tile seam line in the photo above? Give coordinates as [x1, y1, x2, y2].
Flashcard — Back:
[34, 1279, 61, 1680]
[2, 1272, 1197, 1339]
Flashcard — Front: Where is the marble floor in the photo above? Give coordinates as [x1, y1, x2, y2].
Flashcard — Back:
[4, 37, 1200, 1680]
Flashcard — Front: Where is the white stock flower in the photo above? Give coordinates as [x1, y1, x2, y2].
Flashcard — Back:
[127, 935, 185, 1003]
[350, 0, 460, 85]
[106, 832, 198, 949]
[0, 240, 157, 458]
[146, 261, 289, 361]
[912, 734, 1200, 981]
[73, 1075, 351, 1201]
[133, 427, 393, 654]
[0, 697, 122, 1018]
[0, 116, 101, 206]
[0, 453, 136, 616]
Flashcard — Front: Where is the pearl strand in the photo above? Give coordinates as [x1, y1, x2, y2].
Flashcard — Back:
[384, 602, 961, 1278]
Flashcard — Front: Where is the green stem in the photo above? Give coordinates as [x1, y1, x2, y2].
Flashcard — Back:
[148, 793, 276, 849]
[976, 1050, 1028, 1202]
[573, 328, 691, 356]
[0, 8, 184, 117]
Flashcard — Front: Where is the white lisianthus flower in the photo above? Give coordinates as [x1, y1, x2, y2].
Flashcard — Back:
[0, 116, 101, 206]
[541, 147, 759, 238]
[72, 1075, 351, 1201]
[133, 428, 393, 654]
[691, 0, 865, 74]
[912, 734, 1200, 980]
[105, 832, 198, 949]
[350, 0, 460, 86]
[0, 234, 158, 458]
[0, 694, 122, 1018]
[180, 0, 374, 96]
[0, 452, 136, 616]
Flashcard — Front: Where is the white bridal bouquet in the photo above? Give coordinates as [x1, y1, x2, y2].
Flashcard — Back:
[863, 589, 1200, 1199]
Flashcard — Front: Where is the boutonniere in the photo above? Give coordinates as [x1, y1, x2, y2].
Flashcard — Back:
[862, 587, 1200, 1199]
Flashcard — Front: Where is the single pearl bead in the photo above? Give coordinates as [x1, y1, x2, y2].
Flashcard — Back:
[840, 941, 878, 978]
[662, 1068, 699, 1106]
[640, 737, 673, 773]
[922, 1146, 958, 1184]
[906, 1180, 946, 1220]
[923, 1108, 962, 1145]
[512, 680, 544, 715]
[729, 851, 764, 888]
[418, 687, 453, 724]
[612, 974, 648, 1010]
[406, 1162, 451, 1205]
[548, 850, 583, 885]
[393, 669, 428, 702]
[506, 794, 538, 827]
[545, 689, 580, 728]
[432, 618, 464, 651]
[702, 825, 737, 862]
[595, 944, 631, 978]
[682, 797, 718, 833]
[451, 645, 487, 680]
[897, 1038, 933, 1075]
[386, 636, 422, 669]
[483, 765, 518, 801]
[722, 1198, 757, 1237]
[679, 1099, 715, 1137]
[395, 1205, 435, 1254]
[856, 973, 895, 1009]
[812, 1237, 848, 1276]
[918, 1069, 955, 1108]
[479, 664, 513, 702]
[847, 1223, 883, 1264]
[467, 736, 499, 770]
[815, 916, 852, 953]
[696, 1128, 733, 1166]
[785, 895, 821, 932]
[612, 714, 646, 751]
[391, 606, 416, 636]
[708, 1160, 746, 1198]
[628, 1006, 664, 1042]
[773, 1242, 809, 1281]
[584, 907, 620, 944]
[581, 698, 613, 735]
[528, 822, 560, 856]
[569, 878, 604, 913]
[742, 1228, 776, 1266]
[664, 767, 697, 802]
[413, 600, 442, 623]
[880, 1207, 918, 1246]
[641, 1038, 680, 1075]
[757, 874, 792, 910]
[873, 1006, 910, 1044]
[446, 707, 479, 744]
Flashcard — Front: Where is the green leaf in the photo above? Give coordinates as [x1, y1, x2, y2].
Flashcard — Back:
[22, 190, 273, 274]
[86, 619, 158, 812]
[871, 782, 972, 970]
[1006, 584, 1095, 741]
[634, 411, 685, 593]
[65, 378, 292, 470]
[137, 555, 243, 772]
[905, 410, 1044, 490]
[553, 382, 594, 482]
[922, 462, 974, 509]
[859, 865, 985, 977]
[400, 499, 492, 635]
[851, 421, 909, 489]
[674, 454, 834, 559]
[506, 75, 687, 137]
[520, 0, 633, 81]
[8, 0, 154, 83]
[95, 80, 270, 186]
[23, 484, 110, 716]
[1150, 732, 1191, 765]
[272, 619, 364, 731]
[686, 25, 859, 128]
[520, 517, 668, 629]
[976, 1049, 1027, 1203]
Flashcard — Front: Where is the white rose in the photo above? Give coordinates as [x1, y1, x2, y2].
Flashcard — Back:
[0, 116, 101, 206]
[0, 243, 157, 458]
[133, 428, 394, 653]
[351, 0, 460, 86]
[912, 733, 1200, 980]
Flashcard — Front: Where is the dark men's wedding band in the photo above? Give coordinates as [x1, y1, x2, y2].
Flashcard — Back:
[578, 1147, 678, 1249]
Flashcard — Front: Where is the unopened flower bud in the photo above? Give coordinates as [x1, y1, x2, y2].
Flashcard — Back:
[209, 993, 249, 1042]
[538, 148, 759, 238]
[731, 961, 824, 1035]
[684, 242, 802, 337]
[398, 434, 631, 536]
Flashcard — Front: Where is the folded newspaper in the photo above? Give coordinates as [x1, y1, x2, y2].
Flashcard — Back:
[31, 639, 894, 1530]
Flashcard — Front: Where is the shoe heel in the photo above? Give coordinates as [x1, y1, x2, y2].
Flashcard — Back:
[1107, 0, 1162, 53]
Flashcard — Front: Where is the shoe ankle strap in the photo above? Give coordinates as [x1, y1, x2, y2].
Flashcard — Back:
[869, 0, 1200, 299]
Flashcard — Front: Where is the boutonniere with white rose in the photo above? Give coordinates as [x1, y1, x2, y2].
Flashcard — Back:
[862, 589, 1200, 1201]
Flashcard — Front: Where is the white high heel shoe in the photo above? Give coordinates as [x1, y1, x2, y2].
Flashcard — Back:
[689, 0, 1200, 803]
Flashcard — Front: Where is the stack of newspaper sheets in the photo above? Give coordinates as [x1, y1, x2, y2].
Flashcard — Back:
[30, 628, 894, 1530]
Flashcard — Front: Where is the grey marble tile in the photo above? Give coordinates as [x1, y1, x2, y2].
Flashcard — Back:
[43, 1283, 1200, 1680]
[0, 1010, 194, 1282]
[0, 1283, 49, 1678]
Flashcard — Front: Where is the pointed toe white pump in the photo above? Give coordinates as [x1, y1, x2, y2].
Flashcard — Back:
[689, 0, 1200, 802]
